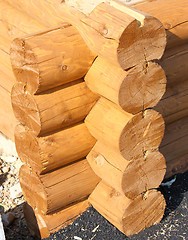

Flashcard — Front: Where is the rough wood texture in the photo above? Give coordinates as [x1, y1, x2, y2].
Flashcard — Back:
[160, 44, 188, 86]
[0, 1, 46, 41]
[5, 0, 186, 49]
[11, 80, 98, 136]
[160, 116, 188, 178]
[85, 98, 165, 161]
[87, 141, 166, 199]
[155, 81, 188, 124]
[135, 0, 188, 49]
[23, 200, 89, 239]
[89, 181, 166, 236]
[10, 25, 96, 94]
[60, 1, 166, 69]
[15, 123, 96, 174]
[85, 57, 166, 114]
[19, 160, 100, 214]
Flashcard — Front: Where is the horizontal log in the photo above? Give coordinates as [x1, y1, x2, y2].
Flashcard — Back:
[60, 2, 166, 69]
[135, 0, 188, 49]
[19, 160, 100, 214]
[155, 81, 188, 124]
[0, 1, 46, 41]
[85, 97, 165, 161]
[85, 58, 166, 114]
[15, 123, 96, 174]
[160, 116, 188, 178]
[23, 200, 89, 239]
[160, 44, 188, 86]
[0, 86, 18, 140]
[89, 181, 166, 236]
[5, 0, 186, 49]
[11, 80, 98, 136]
[10, 25, 96, 94]
[87, 141, 166, 199]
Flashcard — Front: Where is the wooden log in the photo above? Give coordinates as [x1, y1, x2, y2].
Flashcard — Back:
[19, 160, 100, 214]
[85, 98, 165, 161]
[10, 25, 96, 94]
[89, 181, 166, 236]
[160, 116, 188, 178]
[15, 123, 96, 174]
[60, 1, 166, 69]
[5, 0, 186, 49]
[134, 0, 188, 49]
[11, 80, 98, 136]
[160, 43, 188, 86]
[155, 81, 188, 124]
[85, 57, 166, 114]
[87, 141, 166, 199]
[0, 1, 46, 41]
[23, 200, 89, 239]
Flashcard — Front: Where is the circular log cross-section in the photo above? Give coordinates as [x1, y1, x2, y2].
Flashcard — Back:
[87, 141, 166, 199]
[85, 57, 166, 114]
[89, 182, 166, 236]
[85, 98, 165, 160]
[11, 81, 98, 136]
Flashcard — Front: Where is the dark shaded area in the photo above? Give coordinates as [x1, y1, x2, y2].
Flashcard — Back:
[46, 171, 188, 240]
[0, 172, 8, 185]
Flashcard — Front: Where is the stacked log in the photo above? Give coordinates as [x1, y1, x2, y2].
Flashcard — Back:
[10, 25, 100, 238]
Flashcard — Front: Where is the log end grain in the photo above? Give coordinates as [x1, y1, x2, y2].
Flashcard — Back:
[89, 182, 166, 236]
[10, 38, 39, 94]
[122, 151, 166, 199]
[120, 109, 165, 161]
[118, 62, 166, 113]
[118, 16, 166, 69]
[11, 83, 41, 136]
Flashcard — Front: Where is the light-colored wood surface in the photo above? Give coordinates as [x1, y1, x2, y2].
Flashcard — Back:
[10, 25, 96, 94]
[89, 181, 166, 236]
[160, 116, 188, 178]
[85, 57, 166, 114]
[87, 141, 166, 199]
[19, 160, 100, 214]
[11, 80, 98, 136]
[15, 123, 96, 174]
[24, 201, 90, 239]
[85, 98, 165, 161]
[0, 1, 46, 41]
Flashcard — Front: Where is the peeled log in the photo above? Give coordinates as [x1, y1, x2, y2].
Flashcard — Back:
[24, 200, 89, 239]
[85, 57, 166, 114]
[10, 25, 96, 94]
[11, 80, 98, 136]
[89, 181, 166, 236]
[0, 1, 46, 41]
[60, 2, 166, 69]
[15, 123, 96, 174]
[19, 160, 100, 214]
[85, 98, 165, 161]
[160, 116, 188, 178]
[87, 141, 166, 199]
[155, 81, 188, 124]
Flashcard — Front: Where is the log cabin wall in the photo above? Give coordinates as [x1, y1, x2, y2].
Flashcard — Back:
[0, 0, 187, 238]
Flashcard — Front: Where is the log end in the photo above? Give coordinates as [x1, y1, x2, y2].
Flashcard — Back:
[10, 38, 39, 94]
[122, 151, 166, 199]
[122, 190, 166, 236]
[119, 62, 166, 114]
[19, 164, 48, 214]
[11, 82, 41, 136]
[120, 109, 165, 161]
[118, 17, 166, 69]
[15, 125, 43, 174]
